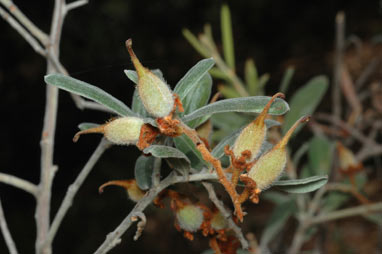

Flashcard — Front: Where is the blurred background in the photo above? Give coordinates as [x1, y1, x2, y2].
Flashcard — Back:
[0, 0, 381, 253]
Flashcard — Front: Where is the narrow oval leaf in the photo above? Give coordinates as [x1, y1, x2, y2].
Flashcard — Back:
[182, 96, 289, 123]
[174, 58, 215, 103]
[132, 89, 149, 117]
[282, 75, 328, 135]
[272, 175, 328, 193]
[143, 145, 190, 164]
[221, 4, 235, 70]
[45, 74, 135, 117]
[134, 155, 155, 190]
[174, 134, 206, 170]
[124, 69, 164, 85]
[78, 122, 99, 131]
[308, 135, 334, 175]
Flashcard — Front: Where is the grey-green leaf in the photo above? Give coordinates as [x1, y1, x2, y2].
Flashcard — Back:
[273, 175, 328, 193]
[45, 74, 134, 117]
[132, 89, 149, 117]
[182, 73, 212, 128]
[182, 96, 289, 123]
[174, 134, 207, 170]
[143, 145, 190, 164]
[174, 58, 215, 103]
[124, 69, 164, 85]
[78, 122, 99, 131]
[221, 4, 235, 70]
[282, 75, 328, 135]
[134, 155, 155, 190]
[308, 135, 334, 176]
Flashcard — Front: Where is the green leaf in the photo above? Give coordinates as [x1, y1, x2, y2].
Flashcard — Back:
[182, 28, 210, 58]
[261, 191, 291, 204]
[218, 85, 241, 98]
[181, 73, 213, 128]
[273, 175, 328, 193]
[282, 75, 328, 135]
[258, 73, 270, 94]
[143, 145, 190, 164]
[78, 122, 99, 131]
[174, 134, 207, 170]
[134, 155, 155, 190]
[45, 74, 135, 117]
[244, 58, 259, 96]
[209, 67, 229, 80]
[182, 96, 289, 123]
[174, 58, 215, 105]
[221, 4, 235, 70]
[279, 66, 295, 94]
[166, 158, 191, 176]
[308, 135, 334, 175]
[124, 69, 164, 85]
[260, 199, 296, 247]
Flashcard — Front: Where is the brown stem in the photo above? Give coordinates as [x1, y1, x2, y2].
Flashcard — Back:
[73, 125, 105, 142]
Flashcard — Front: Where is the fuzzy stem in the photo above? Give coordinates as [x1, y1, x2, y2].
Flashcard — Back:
[125, 38, 146, 77]
[73, 125, 106, 142]
[255, 92, 285, 124]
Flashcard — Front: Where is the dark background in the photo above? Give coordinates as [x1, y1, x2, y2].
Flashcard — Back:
[0, 0, 381, 253]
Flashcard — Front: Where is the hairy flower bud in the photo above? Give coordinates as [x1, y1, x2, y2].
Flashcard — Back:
[176, 204, 204, 232]
[232, 93, 284, 160]
[73, 117, 144, 145]
[126, 39, 174, 118]
[246, 116, 310, 190]
[337, 141, 362, 173]
[210, 211, 228, 231]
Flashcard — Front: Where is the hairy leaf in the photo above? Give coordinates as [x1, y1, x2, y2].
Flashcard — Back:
[174, 58, 215, 104]
[78, 122, 99, 131]
[273, 175, 328, 193]
[143, 145, 190, 164]
[282, 75, 328, 135]
[174, 134, 206, 170]
[45, 74, 135, 117]
[134, 155, 155, 190]
[182, 96, 289, 123]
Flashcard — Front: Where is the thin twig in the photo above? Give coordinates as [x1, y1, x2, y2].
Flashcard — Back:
[0, 0, 49, 44]
[0, 198, 19, 254]
[202, 182, 249, 249]
[0, 172, 38, 196]
[93, 171, 220, 254]
[35, 1, 65, 253]
[65, 0, 88, 13]
[332, 11, 345, 119]
[309, 202, 382, 225]
[0, 6, 46, 56]
[131, 212, 146, 241]
[45, 139, 110, 248]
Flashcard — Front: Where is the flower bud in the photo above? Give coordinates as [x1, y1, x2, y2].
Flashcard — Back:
[126, 39, 174, 118]
[176, 204, 204, 232]
[337, 141, 362, 174]
[232, 93, 284, 161]
[73, 117, 144, 145]
[98, 179, 146, 202]
[246, 116, 310, 190]
[210, 210, 228, 231]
